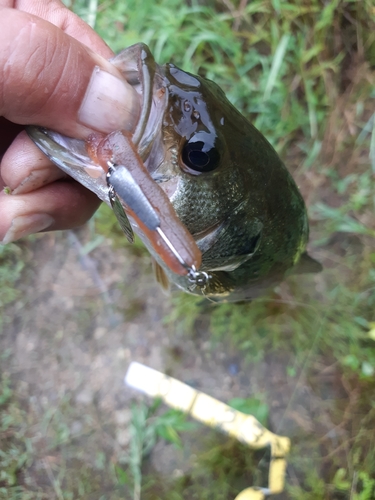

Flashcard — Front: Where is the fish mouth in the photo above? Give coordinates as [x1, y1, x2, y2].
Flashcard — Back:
[27, 44, 169, 205]
[26, 127, 109, 203]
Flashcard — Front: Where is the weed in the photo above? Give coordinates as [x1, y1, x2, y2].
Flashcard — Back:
[113, 400, 196, 499]
[0, 244, 26, 333]
[0, 376, 34, 497]
[113, 398, 275, 500]
[228, 396, 269, 427]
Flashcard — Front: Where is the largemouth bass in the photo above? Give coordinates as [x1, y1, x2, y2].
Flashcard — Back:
[28, 43, 320, 303]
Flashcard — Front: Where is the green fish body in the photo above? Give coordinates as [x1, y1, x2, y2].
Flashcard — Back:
[28, 43, 319, 302]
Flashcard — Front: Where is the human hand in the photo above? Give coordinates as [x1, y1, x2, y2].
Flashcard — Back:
[0, 0, 139, 244]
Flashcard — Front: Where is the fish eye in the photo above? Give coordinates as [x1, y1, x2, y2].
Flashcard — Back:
[181, 138, 220, 174]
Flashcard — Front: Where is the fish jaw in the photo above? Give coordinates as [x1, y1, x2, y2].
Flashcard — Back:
[26, 126, 110, 204]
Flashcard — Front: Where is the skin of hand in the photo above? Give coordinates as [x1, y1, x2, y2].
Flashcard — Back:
[0, 0, 140, 244]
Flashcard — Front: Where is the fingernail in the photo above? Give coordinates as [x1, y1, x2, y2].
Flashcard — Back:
[12, 168, 64, 195]
[1, 213, 54, 244]
[78, 67, 140, 134]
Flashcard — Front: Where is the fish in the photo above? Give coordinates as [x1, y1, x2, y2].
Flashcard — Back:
[27, 43, 321, 303]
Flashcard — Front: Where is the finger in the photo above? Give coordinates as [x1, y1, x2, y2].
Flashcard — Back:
[0, 8, 140, 138]
[0, 0, 114, 58]
[1, 130, 65, 194]
[0, 179, 101, 243]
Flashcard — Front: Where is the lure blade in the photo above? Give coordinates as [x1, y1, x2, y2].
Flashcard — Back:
[110, 194, 135, 244]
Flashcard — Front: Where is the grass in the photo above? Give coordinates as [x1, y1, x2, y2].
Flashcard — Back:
[2, 0, 375, 499]
[0, 244, 26, 334]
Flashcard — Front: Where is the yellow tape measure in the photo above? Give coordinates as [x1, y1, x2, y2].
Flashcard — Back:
[125, 362, 290, 499]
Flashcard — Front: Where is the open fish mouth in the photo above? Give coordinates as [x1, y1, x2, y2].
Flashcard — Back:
[27, 44, 169, 206]
[26, 127, 110, 202]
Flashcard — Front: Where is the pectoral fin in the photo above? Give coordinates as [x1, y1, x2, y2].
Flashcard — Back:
[292, 252, 323, 274]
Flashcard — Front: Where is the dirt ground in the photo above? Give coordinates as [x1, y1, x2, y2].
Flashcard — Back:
[1, 218, 363, 499]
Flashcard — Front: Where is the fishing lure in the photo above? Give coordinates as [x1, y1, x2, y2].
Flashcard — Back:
[94, 130, 210, 289]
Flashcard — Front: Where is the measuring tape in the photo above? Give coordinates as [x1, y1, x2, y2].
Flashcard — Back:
[125, 362, 290, 499]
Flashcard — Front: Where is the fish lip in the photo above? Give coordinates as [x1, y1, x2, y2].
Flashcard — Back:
[27, 47, 169, 202]
[132, 59, 169, 162]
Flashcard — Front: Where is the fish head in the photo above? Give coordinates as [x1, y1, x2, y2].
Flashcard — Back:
[146, 62, 311, 297]
[27, 43, 316, 302]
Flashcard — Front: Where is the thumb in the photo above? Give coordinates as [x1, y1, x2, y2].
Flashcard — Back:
[0, 8, 140, 138]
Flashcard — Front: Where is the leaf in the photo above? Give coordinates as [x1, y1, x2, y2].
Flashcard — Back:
[368, 323, 375, 341]
[115, 465, 130, 485]
[228, 397, 269, 426]
[157, 425, 182, 447]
